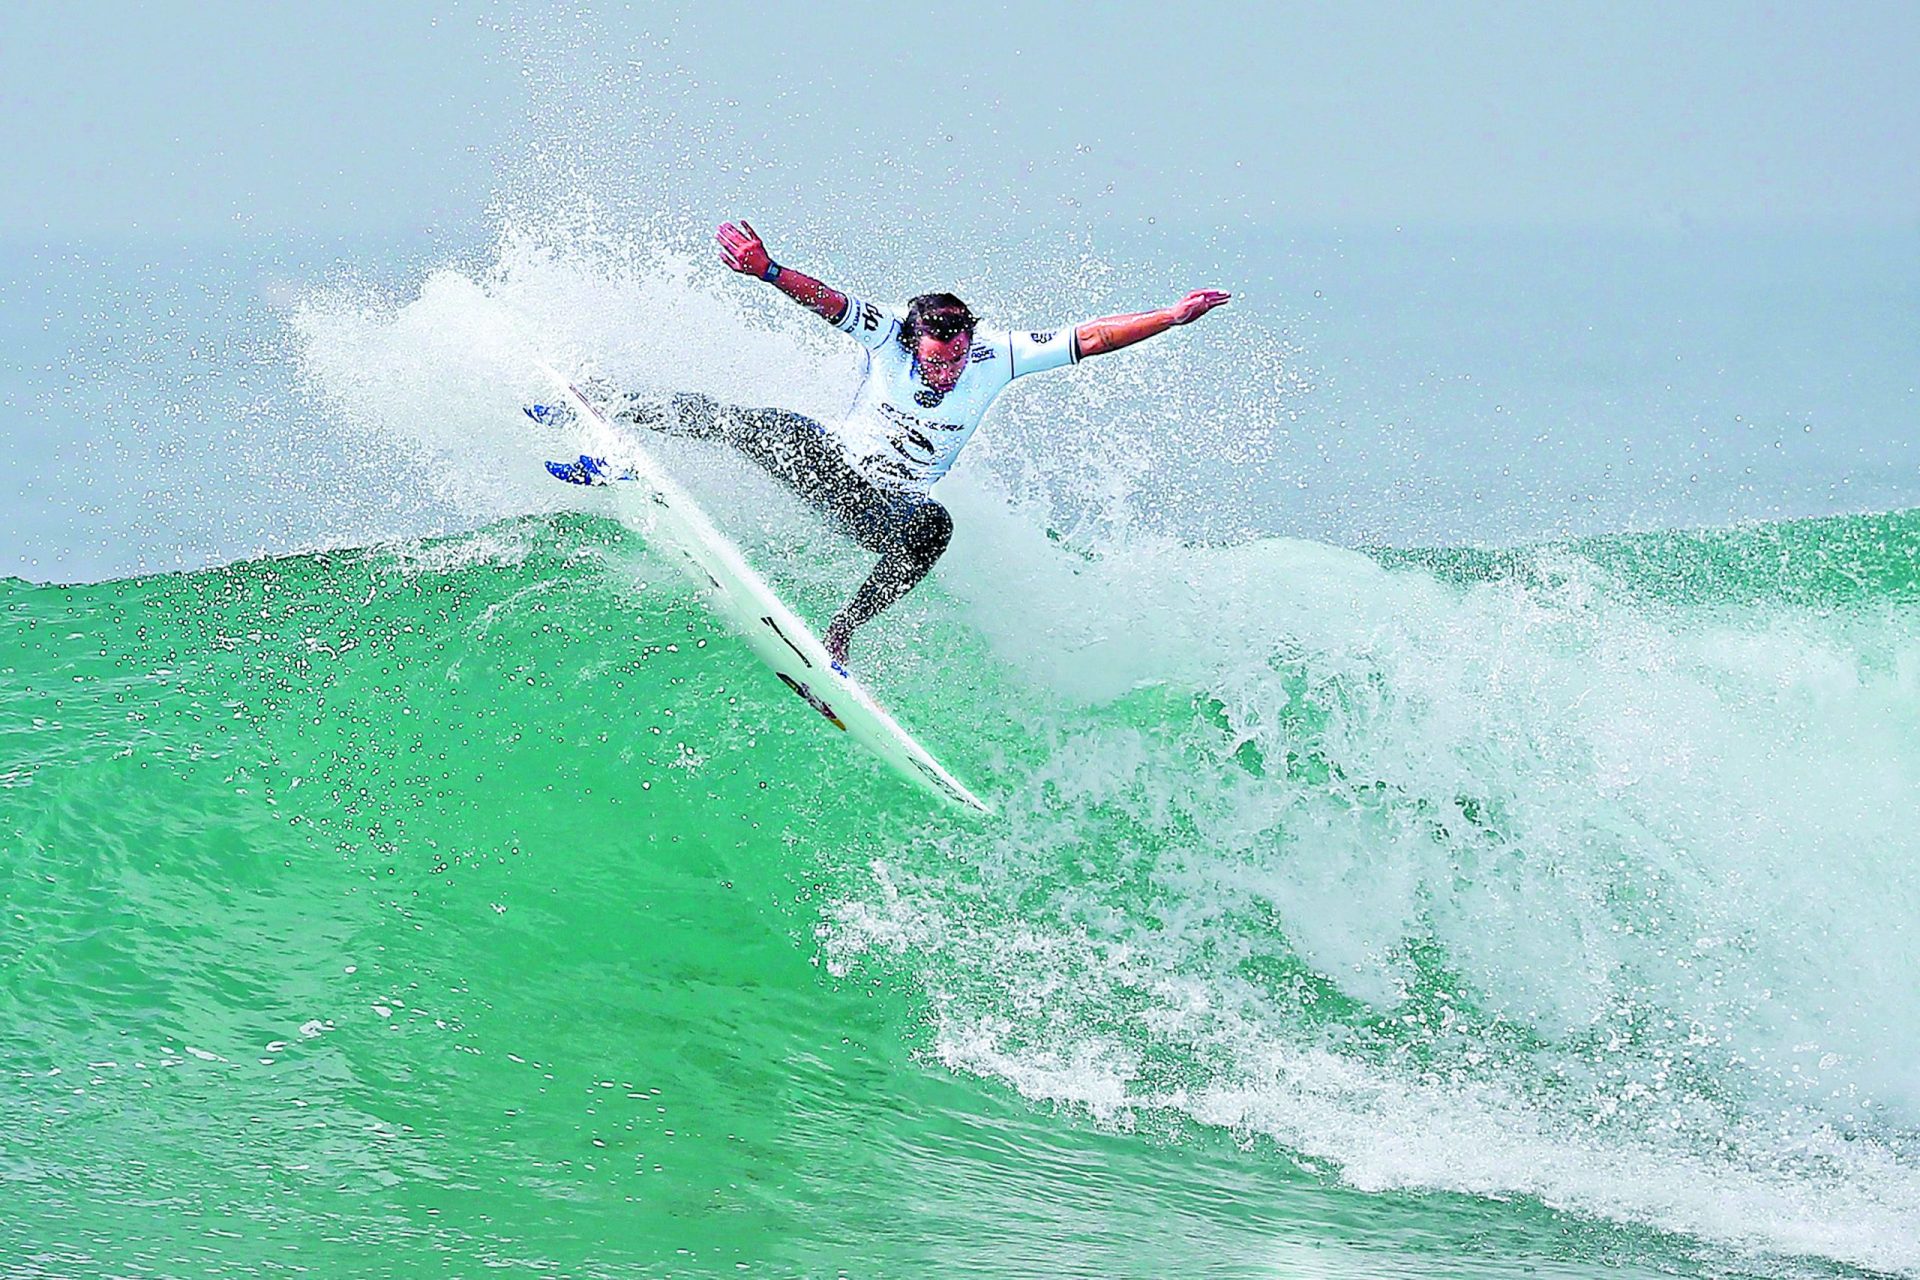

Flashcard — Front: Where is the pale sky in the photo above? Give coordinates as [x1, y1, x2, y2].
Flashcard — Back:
[3, 0, 1916, 241]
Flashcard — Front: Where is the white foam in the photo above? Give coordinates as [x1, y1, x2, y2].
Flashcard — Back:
[823, 518, 1920, 1276]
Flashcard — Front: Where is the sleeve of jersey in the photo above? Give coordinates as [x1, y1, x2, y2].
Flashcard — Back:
[1008, 325, 1080, 378]
[833, 294, 903, 351]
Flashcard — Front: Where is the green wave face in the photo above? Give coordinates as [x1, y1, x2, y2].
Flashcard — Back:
[5, 509, 1919, 1279]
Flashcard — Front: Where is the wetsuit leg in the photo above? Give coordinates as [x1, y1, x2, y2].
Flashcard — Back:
[837, 496, 954, 627]
[624, 393, 869, 513]
[621, 393, 954, 656]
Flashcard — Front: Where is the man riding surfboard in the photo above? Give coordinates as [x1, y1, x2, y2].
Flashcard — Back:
[550, 219, 1229, 666]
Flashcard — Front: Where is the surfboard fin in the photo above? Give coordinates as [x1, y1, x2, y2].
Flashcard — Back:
[544, 454, 637, 486]
[524, 402, 577, 429]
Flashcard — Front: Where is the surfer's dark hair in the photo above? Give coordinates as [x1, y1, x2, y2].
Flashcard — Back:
[898, 293, 976, 352]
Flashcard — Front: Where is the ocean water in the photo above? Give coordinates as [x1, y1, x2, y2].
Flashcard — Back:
[5, 218, 1920, 1278]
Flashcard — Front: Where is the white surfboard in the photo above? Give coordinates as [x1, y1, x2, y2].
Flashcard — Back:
[535, 367, 993, 814]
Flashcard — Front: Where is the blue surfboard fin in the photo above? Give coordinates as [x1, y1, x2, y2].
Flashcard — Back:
[546, 455, 610, 485]
[524, 402, 577, 429]
[546, 455, 640, 486]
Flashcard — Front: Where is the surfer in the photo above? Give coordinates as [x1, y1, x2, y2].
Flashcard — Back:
[568, 220, 1229, 666]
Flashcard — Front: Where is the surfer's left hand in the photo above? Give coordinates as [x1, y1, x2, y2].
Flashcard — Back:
[1170, 288, 1231, 324]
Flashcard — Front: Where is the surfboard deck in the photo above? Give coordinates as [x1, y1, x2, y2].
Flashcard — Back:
[532, 371, 993, 814]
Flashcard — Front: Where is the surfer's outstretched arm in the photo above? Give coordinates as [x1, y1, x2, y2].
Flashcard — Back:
[716, 220, 853, 326]
[1075, 289, 1232, 358]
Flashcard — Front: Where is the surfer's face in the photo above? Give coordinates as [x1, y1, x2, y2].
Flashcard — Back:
[914, 331, 971, 394]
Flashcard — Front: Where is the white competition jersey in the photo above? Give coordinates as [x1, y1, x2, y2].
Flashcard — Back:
[831, 295, 1078, 492]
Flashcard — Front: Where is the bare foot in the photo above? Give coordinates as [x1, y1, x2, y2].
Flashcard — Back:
[825, 615, 853, 667]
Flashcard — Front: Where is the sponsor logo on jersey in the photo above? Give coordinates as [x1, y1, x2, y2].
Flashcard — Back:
[968, 343, 997, 363]
[895, 425, 936, 463]
[867, 457, 918, 487]
[877, 402, 935, 430]
[861, 303, 880, 333]
[1029, 330, 1056, 344]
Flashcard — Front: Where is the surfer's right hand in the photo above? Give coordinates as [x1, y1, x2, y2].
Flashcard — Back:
[717, 220, 772, 276]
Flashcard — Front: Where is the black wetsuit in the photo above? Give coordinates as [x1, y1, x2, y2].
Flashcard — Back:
[620, 392, 953, 635]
